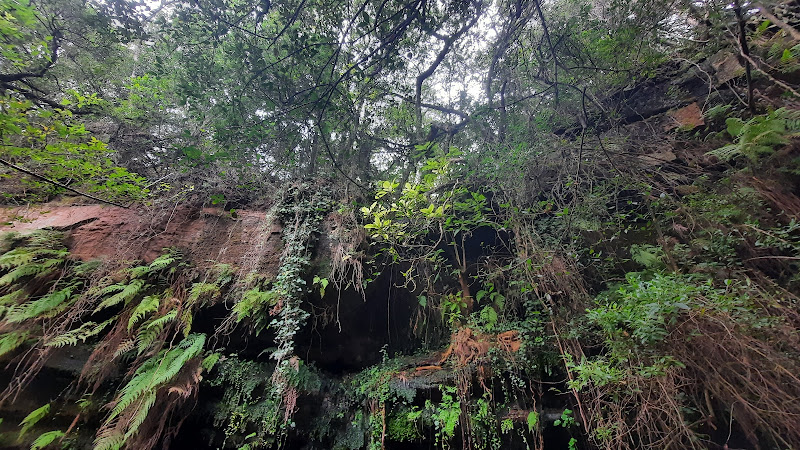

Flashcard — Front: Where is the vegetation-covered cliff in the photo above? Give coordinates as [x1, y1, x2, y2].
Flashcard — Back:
[2, 0, 800, 449]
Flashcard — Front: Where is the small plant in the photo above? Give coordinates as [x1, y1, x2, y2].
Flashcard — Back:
[553, 409, 575, 428]
[18, 403, 50, 441]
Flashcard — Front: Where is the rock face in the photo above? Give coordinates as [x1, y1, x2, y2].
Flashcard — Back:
[0, 203, 283, 274]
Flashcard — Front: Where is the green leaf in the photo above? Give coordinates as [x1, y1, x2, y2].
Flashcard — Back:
[526, 411, 539, 431]
[18, 404, 50, 441]
[30, 430, 64, 450]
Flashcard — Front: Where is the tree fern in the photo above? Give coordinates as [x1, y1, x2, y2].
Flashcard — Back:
[128, 295, 160, 331]
[4, 285, 77, 323]
[45, 317, 116, 348]
[0, 330, 29, 357]
[94, 279, 147, 312]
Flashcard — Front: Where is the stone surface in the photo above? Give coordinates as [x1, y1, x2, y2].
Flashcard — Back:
[0, 204, 284, 273]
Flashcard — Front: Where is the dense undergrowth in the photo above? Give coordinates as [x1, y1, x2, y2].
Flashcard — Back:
[2, 116, 800, 448]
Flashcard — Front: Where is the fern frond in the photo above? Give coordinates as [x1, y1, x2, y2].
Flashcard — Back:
[96, 335, 205, 450]
[707, 144, 742, 161]
[113, 339, 136, 358]
[145, 309, 178, 330]
[180, 309, 193, 338]
[187, 282, 220, 305]
[0, 263, 49, 287]
[122, 392, 157, 442]
[128, 264, 150, 279]
[0, 289, 26, 318]
[0, 330, 29, 356]
[45, 317, 116, 348]
[26, 231, 65, 250]
[0, 248, 36, 270]
[135, 310, 177, 355]
[18, 403, 49, 440]
[128, 295, 160, 331]
[73, 259, 102, 276]
[30, 430, 65, 450]
[94, 279, 147, 312]
[201, 352, 220, 371]
[148, 251, 179, 272]
[5, 286, 77, 323]
[93, 429, 124, 450]
[108, 333, 205, 421]
[93, 283, 126, 297]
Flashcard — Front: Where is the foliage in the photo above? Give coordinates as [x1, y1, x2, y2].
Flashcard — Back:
[94, 333, 207, 450]
[425, 385, 461, 446]
[17, 403, 50, 441]
[0, 330, 29, 356]
[29, 430, 65, 450]
[45, 318, 115, 348]
[0, 96, 148, 202]
[709, 108, 800, 162]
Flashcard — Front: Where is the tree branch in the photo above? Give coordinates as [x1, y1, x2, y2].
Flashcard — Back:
[0, 158, 130, 208]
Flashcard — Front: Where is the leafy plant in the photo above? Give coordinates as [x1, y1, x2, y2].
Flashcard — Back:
[94, 333, 207, 450]
[45, 317, 116, 348]
[30, 430, 65, 450]
[18, 403, 50, 441]
[709, 108, 800, 162]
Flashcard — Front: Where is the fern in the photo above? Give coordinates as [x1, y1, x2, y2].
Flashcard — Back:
[201, 352, 220, 371]
[18, 403, 50, 441]
[128, 264, 151, 279]
[0, 289, 26, 318]
[709, 108, 800, 162]
[187, 282, 220, 305]
[630, 244, 665, 269]
[93, 283, 126, 297]
[45, 317, 116, 348]
[94, 279, 147, 312]
[232, 288, 279, 323]
[4, 285, 77, 323]
[113, 339, 136, 358]
[179, 309, 193, 338]
[0, 263, 52, 287]
[72, 259, 102, 276]
[95, 334, 206, 450]
[136, 310, 177, 355]
[148, 250, 179, 272]
[0, 248, 68, 272]
[25, 230, 66, 250]
[128, 295, 160, 331]
[30, 430, 64, 450]
[0, 330, 29, 356]
[0, 248, 36, 270]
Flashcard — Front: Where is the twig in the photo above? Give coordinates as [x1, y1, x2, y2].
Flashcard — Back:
[734, 1, 756, 113]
